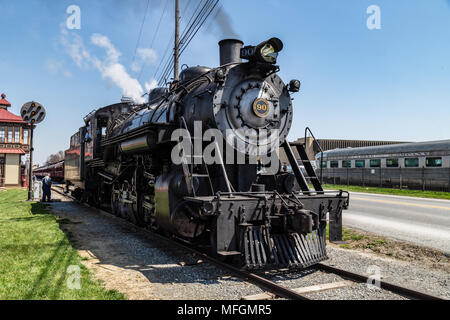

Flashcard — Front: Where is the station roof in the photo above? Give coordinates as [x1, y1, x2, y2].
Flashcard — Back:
[0, 93, 11, 108]
[0, 148, 26, 155]
[0, 108, 27, 124]
[321, 140, 450, 159]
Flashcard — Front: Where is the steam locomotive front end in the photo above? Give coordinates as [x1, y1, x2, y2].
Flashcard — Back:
[96, 37, 347, 270]
[181, 38, 297, 158]
[166, 38, 347, 270]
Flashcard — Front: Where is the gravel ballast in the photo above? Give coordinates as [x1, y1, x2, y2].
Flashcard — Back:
[49, 192, 449, 300]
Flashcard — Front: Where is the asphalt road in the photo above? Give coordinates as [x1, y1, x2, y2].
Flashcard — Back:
[343, 192, 450, 254]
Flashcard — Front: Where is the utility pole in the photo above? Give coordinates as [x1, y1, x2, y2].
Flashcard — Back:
[174, 0, 180, 81]
[20, 101, 46, 201]
[27, 126, 34, 201]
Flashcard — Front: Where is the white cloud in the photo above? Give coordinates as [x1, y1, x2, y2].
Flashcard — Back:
[145, 79, 158, 92]
[131, 48, 158, 73]
[60, 26, 91, 68]
[101, 63, 145, 103]
[137, 48, 157, 64]
[60, 27, 146, 103]
[45, 59, 72, 78]
[91, 33, 122, 64]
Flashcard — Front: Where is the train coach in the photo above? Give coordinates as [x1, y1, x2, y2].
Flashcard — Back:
[34, 160, 65, 182]
[316, 140, 450, 191]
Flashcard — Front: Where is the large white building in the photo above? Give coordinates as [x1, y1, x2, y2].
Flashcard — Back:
[0, 93, 30, 187]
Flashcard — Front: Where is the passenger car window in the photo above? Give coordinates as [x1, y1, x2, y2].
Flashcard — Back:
[330, 161, 339, 168]
[386, 159, 399, 167]
[355, 160, 365, 168]
[321, 161, 327, 168]
[342, 160, 351, 168]
[370, 159, 381, 168]
[405, 158, 419, 167]
[426, 157, 442, 167]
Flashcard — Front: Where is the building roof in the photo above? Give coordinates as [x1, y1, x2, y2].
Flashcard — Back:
[0, 148, 26, 155]
[320, 140, 450, 159]
[0, 93, 11, 107]
[0, 108, 27, 124]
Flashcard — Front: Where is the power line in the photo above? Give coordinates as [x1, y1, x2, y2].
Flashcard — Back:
[131, 0, 151, 67]
[138, 0, 170, 82]
[156, 0, 209, 85]
[158, 0, 216, 85]
[141, 0, 194, 84]
[158, 0, 219, 86]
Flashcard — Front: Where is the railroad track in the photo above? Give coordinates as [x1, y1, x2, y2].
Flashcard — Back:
[51, 186, 444, 301]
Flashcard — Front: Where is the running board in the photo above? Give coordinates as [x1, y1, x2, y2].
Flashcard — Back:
[241, 226, 328, 270]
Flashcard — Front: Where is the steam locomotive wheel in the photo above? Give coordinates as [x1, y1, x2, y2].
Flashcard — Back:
[111, 185, 120, 216]
[131, 174, 146, 227]
[118, 182, 134, 223]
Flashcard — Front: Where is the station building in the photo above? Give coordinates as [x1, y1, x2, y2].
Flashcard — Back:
[0, 93, 30, 187]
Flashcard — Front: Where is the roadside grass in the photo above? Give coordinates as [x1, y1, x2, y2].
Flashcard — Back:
[323, 184, 450, 201]
[0, 189, 125, 300]
[326, 224, 449, 271]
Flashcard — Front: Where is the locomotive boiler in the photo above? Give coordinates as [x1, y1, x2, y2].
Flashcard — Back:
[65, 38, 348, 269]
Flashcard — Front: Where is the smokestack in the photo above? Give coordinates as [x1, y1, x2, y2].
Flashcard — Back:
[219, 39, 243, 65]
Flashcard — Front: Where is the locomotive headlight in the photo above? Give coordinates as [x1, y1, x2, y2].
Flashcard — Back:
[241, 37, 284, 64]
[260, 44, 278, 63]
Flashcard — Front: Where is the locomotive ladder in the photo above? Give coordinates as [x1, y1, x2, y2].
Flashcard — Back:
[283, 128, 324, 194]
[179, 117, 214, 197]
[292, 142, 324, 193]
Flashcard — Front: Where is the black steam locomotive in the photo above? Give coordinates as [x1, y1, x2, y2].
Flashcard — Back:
[65, 38, 348, 269]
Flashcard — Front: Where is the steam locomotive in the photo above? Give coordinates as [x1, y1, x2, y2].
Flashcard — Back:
[64, 38, 348, 269]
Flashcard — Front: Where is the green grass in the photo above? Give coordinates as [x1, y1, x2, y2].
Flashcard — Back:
[326, 225, 368, 242]
[0, 189, 125, 300]
[323, 184, 450, 200]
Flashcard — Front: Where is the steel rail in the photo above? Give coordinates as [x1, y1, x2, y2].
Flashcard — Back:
[51, 186, 310, 301]
[316, 263, 444, 300]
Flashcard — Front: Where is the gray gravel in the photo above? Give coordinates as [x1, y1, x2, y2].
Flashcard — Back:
[50, 198, 264, 300]
[322, 247, 450, 299]
[49, 192, 449, 300]
[260, 268, 405, 300]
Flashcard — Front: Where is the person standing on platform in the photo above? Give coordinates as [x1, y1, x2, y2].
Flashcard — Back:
[42, 174, 52, 202]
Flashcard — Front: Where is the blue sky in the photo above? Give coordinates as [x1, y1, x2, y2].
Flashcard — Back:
[1, 0, 449, 165]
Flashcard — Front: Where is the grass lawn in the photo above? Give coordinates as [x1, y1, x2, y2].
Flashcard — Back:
[323, 184, 450, 201]
[0, 189, 125, 300]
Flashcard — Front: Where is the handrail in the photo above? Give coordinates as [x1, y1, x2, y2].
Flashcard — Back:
[305, 127, 324, 184]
